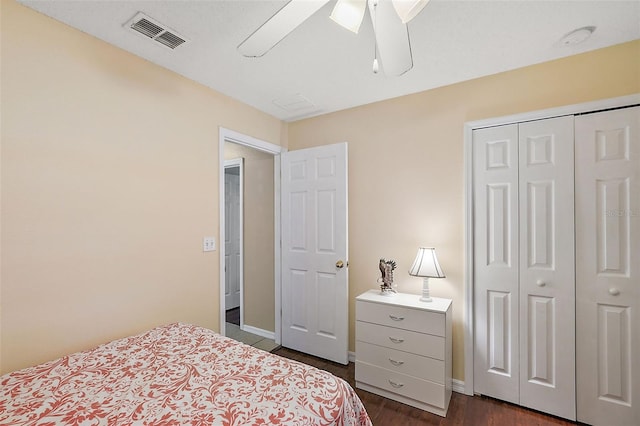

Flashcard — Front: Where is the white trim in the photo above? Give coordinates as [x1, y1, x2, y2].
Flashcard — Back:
[242, 324, 276, 341]
[224, 159, 244, 327]
[466, 93, 640, 130]
[463, 123, 475, 396]
[348, 351, 356, 363]
[219, 127, 283, 343]
[221, 127, 283, 154]
[273, 153, 283, 345]
[462, 93, 640, 397]
[452, 379, 466, 394]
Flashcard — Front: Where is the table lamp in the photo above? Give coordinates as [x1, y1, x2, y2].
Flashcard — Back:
[409, 247, 445, 302]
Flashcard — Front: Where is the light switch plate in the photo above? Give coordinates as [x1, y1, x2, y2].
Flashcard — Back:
[203, 237, 216, 252]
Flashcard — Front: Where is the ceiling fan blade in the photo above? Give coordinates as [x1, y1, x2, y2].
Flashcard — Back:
[368, 0, 413, 76]
[238, 0, 331, 57]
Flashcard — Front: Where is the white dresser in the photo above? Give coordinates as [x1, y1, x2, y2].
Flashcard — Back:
[355, 290, 452, 416]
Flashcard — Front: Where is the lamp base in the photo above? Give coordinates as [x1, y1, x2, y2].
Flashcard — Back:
[420, 277, 432, 302]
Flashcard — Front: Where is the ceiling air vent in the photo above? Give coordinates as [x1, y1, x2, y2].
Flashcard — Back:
[125, 12, 188, 50]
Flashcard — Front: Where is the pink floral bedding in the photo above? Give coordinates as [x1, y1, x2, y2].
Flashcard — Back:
[0, 323, 371, 426]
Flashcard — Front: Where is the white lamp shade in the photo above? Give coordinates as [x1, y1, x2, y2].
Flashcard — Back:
[409, 247, 445, 278]
[330, 0, 367, 33]
[392, 0, 430, 24]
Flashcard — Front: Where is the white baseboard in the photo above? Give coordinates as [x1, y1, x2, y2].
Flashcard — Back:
[241, 324, 275, 340]
[452, 379, 466, 394]
[348, 351, 356, 363]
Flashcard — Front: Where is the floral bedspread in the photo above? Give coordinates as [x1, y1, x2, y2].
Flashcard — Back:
[0, 323, 372, 426]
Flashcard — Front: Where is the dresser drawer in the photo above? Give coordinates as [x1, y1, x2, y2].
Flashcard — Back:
[356, 361, 445, 409]
[356, 321, 444, 360]
[356, 341, 445, 384]
[356, 299, 445, 336]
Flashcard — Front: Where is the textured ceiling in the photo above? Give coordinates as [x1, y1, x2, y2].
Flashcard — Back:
[19, 0, 640, 121]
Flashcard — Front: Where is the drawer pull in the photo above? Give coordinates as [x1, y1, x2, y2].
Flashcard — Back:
[389, 315, 405, 321]
[388, 358, 404, 366]
[388, 337, 404, 344]
[388, 380, 404, 388]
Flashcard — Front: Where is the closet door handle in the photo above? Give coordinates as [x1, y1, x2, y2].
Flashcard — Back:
[536, 280, 546, 287]
[609, 288, 620, 296]
[389, 315, 404, 321]
[388, 337, 404, 344]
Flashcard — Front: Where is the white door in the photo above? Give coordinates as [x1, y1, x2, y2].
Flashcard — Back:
[281, 142, 349, 365]
[473, 124, 520, 403]
[224, 164, 241, 310]
[473, 117, 576, 420]
[575, 106, 640, 426]
[518, 117, 575, 420]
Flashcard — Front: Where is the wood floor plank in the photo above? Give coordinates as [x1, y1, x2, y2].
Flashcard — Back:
[272, 348, 581, 425]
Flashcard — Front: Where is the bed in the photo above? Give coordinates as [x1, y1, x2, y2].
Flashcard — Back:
[0, 323, 372, 425]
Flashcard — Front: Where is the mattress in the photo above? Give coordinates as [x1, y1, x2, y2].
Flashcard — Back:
[0, 323, 372, 425]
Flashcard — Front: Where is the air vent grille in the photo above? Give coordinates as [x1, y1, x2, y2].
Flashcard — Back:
[155, 32, 186, 49]
[125, 12, 189, 50]
[131, 18, 163, 38]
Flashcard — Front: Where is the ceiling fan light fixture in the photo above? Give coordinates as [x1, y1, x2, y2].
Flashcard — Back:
[330, 0, 367, 34]
[392, 0, 430, 23]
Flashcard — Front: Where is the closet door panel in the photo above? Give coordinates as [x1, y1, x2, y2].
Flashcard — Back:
[576, 106, 640, 426]
[518, 116, 576, 420]
[473, 124, 520, 403]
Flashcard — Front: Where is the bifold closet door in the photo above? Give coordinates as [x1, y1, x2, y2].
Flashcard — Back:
[474, 116, 576, 420]
[473, 124, 520, 404]
[575, 106, 640, 426]
[518, 117, 575, 420]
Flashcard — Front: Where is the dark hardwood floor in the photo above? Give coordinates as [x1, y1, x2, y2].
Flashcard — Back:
[272, 347, 581, 426]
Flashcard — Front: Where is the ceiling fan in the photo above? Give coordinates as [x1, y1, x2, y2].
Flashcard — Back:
[237, 0, 430, 76]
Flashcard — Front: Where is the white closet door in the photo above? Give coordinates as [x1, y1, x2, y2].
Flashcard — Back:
[575, 106, 640, 426]
[473, 124, 520, 403]
[518, 117, 576, 420]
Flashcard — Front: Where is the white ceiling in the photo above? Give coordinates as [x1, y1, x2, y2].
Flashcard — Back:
[19, 0, 640, 122]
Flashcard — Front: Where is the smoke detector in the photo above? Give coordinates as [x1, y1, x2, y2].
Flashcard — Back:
[125, 12, 188, 50]
[558, 26, 596, 47]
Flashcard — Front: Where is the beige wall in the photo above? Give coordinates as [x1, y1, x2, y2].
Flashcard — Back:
[0, 0, 284, 374]
[224, 142, 275, 332]
[2, 0, 639, 383]
[288, 40, 640, 381]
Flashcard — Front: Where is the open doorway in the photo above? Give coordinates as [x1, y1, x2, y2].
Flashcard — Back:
[219, 128, 282, 351]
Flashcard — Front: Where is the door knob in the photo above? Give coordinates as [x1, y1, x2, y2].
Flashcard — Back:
[536, 280, 546, 287]
[609, 288, 620, 296]
[336, 260, 344, 269]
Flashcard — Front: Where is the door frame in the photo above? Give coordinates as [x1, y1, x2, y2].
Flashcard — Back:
[463, 93, 640, 396]
[219, 127, 284, 343]
[224, 159, 244, 326]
